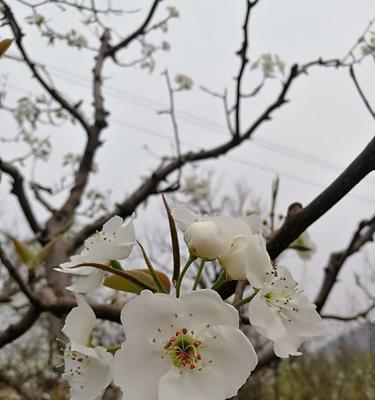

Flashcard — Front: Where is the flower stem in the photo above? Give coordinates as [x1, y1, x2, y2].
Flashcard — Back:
[72, 262, 156, 292]
[192, 259, 206, 290]
[176, 254, 197, 297]
[211, 271, 227, 291]
[233, 289, 259, 309]
[137, 241, 167, 293]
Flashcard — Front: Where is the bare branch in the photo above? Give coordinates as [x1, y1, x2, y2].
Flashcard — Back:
[2, 1, 91, 132]
[315, 215, 375, 312]
[105, 0, 162, 59]
[322, 303, 375, 321]
[349, 65, 375, 120]
[68, 64, 301, 253]
[0, 159, 41, 235]
[219, 137, 375, 299]
[234, 0, 258, 139]
[45, 30, 111, 238]
[0, 306, 41, 348]
[0, 245, 40, 306]
[267, 138, 375, 261]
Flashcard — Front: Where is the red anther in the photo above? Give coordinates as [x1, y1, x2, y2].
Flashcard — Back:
[182, 328, 188, 334]
[197, 354, 202, 360]
[190, 364, 196, 369]
[175, 331, 180, 336]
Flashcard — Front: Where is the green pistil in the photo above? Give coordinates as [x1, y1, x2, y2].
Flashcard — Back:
[164, 328, 202, 370]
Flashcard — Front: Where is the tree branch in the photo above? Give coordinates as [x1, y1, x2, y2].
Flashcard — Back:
[68, 64, 301, 253]
[315, 215, 375, 312]
[321, 303, 375, 321]
[2, 1, 91, 133]
[234, 0, 257, 140]
[0, 160, 41, 235]
[104, 0, 162, 59]
[0, 245, 40, 306]
[218, 136, 375, 299]
[349, 65, 375, 120]
[0, 306, 41, 348]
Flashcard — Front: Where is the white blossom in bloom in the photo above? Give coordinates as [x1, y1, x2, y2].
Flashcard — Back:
[173, 205, 271, 284]
[290, 230, 317, 261]
[175, 74, 193, 90]
[248, 266, 323, 358]
[62, 296, 112, 400]
[112, 289, 257, 400]
[57, 215, 135, 293]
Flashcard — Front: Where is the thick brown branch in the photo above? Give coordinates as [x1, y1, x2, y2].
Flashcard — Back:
[105, 0, 162, 58]
[0, 306, 41, 348]
[267, 136, 375, 260]
[0, 160, 41, 235]
[0, 298, 121, 349]
[219, 137, 375, 299]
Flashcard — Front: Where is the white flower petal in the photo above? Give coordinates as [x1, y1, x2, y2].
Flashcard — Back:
[242, 213, 261, 234]
[184, 221, 228, 260]
[219, 234, 250, 280]
[248, 290, 287, 341]
[64, 346, 112, 400]
[180, 289, 239, 329]
[83, 241, 133, 263]
[121, 291, 181, 341]
[200, 325, 258, 398]
[66, 269, 104, 294]
[102, 215, 123, 234]
[112, 340, 169, 400]
[211, 216, 253, 239]
[285, 294, 324, 337]
[273, 335, 303, 358]
[244, 234, 273, 288]
[62, 295, 96, 348]
[117, 218, 136, 244]
[159, 367, 226, 400]
[172, 205, 200, 231]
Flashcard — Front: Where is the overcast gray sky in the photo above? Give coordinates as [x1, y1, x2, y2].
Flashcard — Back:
[1, 0, 375, 323]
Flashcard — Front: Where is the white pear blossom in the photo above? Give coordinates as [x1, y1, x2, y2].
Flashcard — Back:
[290, 230, 317, 261]
[248, 266, 323, 358]
[112, 289, 257, 400]
[62, 296, 113, 400]
[57, 215, 135, 293]
[173, 205, 271, 284]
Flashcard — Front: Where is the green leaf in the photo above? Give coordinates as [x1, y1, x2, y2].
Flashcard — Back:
[109, 259, 123, 271]
[0, 39, 13, 56]
[30, 238, 57, 270]
[9, 236, 35, 267]
[103, 269, 171, 294]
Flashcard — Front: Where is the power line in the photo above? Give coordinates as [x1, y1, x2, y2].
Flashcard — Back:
[19, 59, 364, 177]
[3, 78, 375, 205]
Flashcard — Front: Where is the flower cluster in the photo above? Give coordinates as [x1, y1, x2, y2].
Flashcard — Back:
[57, 203, 323, 400]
